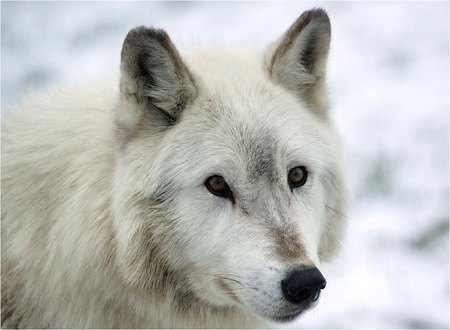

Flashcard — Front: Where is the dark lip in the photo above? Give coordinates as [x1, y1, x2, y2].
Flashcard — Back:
[271, 300, 318, 323]
[272, 310, 304, 323]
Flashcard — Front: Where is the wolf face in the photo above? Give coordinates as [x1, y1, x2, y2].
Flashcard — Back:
[112, 8, 347, 323]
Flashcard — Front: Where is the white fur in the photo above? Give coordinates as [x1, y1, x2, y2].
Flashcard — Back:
[2, 9, 348, 328]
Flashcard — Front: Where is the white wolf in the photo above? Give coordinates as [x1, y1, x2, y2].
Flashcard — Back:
[2, 8, 348, 328]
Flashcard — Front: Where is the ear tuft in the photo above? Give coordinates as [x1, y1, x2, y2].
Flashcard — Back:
[119, 27, 196, 129]
[268, 8, 331, 119]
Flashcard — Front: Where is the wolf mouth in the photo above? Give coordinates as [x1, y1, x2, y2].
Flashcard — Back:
[272, 310, 304, 323]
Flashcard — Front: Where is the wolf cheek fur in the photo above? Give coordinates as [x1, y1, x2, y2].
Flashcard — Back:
[2, 8, 348, 328]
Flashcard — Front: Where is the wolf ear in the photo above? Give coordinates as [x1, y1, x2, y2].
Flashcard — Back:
[119, 27, 196, 129]
[267, 8, 331, 120]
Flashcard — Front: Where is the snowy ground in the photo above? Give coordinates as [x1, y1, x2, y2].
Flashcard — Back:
[1, 2, 448, 328]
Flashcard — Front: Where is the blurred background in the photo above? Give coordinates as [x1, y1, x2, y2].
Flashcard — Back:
[1, 2, 448, 328]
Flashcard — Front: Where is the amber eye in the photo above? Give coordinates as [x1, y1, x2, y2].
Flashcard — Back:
[205, 176, 234, 202]
[288, 166, 308, 188]
[207, 176, 227, 193]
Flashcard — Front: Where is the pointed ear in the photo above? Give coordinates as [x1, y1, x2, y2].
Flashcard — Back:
[267, 8, 331, 120]
[119, 27, 196, 130]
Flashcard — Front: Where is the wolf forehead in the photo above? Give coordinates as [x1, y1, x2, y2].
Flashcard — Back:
[197, 109, 281, 182]
[159, 96, 323, 187]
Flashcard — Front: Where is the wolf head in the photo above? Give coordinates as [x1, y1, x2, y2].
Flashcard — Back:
[112, 8, 347, 324]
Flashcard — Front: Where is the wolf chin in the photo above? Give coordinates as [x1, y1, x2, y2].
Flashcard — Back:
[2, 8, 348, 328]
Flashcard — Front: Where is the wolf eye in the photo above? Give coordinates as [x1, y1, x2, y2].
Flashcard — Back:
[288, 166, 308, 188]
[205, 176, 234, 202]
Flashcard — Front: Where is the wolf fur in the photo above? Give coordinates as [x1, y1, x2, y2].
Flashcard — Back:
[1, 8, 348, 328]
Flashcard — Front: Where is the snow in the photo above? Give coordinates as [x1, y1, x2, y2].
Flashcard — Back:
[1, 2, 448, 328]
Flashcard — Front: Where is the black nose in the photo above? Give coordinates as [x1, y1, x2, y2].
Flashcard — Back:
[281, 267, 327, 305]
